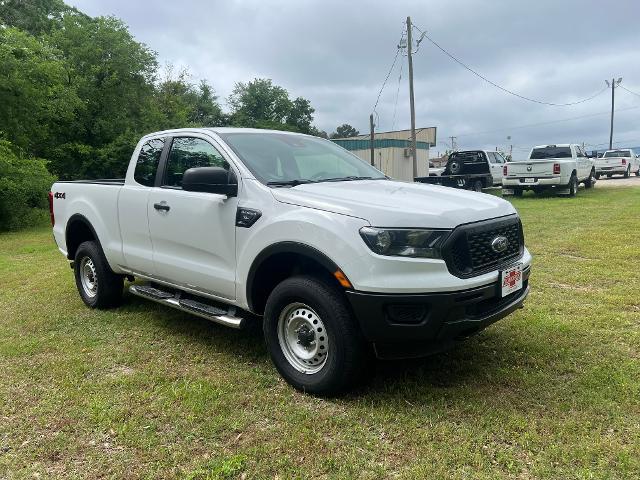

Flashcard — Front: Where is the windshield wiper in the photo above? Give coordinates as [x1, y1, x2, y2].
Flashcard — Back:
[316, 176, 378, 183]
[266, 179, 315, 187]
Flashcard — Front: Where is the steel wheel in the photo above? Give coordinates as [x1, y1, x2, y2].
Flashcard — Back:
[79, 256, 98, 298]
[277, 302, 329, 374]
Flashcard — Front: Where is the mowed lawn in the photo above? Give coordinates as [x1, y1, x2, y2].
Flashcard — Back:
[1, 187, 639, 479]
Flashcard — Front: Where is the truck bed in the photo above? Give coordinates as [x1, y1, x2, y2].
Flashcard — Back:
[415, 173, 492, 190]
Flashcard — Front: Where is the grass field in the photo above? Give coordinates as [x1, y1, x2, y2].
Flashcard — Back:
[1, 187, 639, 479]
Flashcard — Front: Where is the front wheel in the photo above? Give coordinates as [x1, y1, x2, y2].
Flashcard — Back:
[263, 275, 369, 395]
[74, 241, 123, 308]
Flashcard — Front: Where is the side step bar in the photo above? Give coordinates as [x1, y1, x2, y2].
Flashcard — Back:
[129, 284, 245, 329]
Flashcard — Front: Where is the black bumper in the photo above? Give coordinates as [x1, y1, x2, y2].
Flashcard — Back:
[345, 266, 530, 359]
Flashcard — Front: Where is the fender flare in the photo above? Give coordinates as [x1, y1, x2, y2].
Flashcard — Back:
[245, 241, 341, 312]
[65, 213, 102, 260]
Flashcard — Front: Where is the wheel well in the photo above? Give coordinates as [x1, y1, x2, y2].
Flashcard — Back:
[247, 248, 343, 315]
[65, 215, 97, 260]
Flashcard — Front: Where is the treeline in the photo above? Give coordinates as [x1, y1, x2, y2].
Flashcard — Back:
[0, 0, 332, 229]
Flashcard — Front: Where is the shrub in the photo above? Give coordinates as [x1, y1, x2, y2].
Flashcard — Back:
[0, 140, 56, 230]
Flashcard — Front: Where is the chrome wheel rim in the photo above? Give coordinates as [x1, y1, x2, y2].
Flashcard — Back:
[277, 303, 328, 374]
[79, 256, 98, 298]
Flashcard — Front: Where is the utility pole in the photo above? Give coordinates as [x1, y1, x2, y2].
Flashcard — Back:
[369, 113, 375, 166]
[449, 136, 457, 151]
[606, 77, 622, 149]
[406, 16, 418, 179]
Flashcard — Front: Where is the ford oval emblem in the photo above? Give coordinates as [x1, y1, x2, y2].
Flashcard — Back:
[491, 236, 509, 253]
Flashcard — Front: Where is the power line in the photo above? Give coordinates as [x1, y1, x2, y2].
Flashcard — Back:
[619, 85, 640, 98]
[454, 105, 640, 139]
[372, 29, 405, 116]
[411, 23, 609, 107]
[391, 56, 404, 130]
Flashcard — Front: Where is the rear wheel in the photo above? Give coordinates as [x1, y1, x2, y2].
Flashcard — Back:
[584, 169, 596, 189]
[567, 173, 578, 197]
[263, 275, 369, 395]
[74, 241, 123, 308]
[471, 179, 483, 192]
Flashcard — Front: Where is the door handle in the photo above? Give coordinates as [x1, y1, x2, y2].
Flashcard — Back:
[153, 202, 170, 212]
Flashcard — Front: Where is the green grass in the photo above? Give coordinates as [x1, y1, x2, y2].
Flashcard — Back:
[1, 187, 639, 479]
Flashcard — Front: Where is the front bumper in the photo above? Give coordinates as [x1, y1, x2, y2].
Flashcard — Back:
[345, 265, 530, 359]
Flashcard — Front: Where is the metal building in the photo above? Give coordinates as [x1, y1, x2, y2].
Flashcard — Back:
[332, 127, 437, 181]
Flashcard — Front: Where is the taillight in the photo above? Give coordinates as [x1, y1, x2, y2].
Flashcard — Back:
[622, 158, 627, 165]
[48, 191, 55, 226]
[503, 165, 508, 176]
[553, 163, 561, 175]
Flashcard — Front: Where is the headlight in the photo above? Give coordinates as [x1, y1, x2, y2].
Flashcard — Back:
[359, 227, 451, 258]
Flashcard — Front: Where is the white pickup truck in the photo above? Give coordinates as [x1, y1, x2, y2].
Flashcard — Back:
[595, 148, 640, 178]
[502, 144, 596, 197]
[50, 128, 532, 394]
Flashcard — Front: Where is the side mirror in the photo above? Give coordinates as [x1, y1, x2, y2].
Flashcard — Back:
[182, 167, 238, 196]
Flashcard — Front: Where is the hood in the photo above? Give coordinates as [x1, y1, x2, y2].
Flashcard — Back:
[271, 179, 516, 229]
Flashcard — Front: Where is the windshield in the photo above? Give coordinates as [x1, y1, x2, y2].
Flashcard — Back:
[219, 132, 387, 185]
[604, 150, 631, 158]
[529, 146, 572, 159]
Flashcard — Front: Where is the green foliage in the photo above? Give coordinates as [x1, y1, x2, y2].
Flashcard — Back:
[0, 0, 325, 228]
[0, 140, 55, 230]
[0, 27, 82, 156]
[229, 78, 316, 134]
[331, 123, 360, 138]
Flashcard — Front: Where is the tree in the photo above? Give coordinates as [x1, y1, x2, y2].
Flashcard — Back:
[286, 97, 315, 134]
[0, 28, 81, 156]
[330, 124, 359, 139]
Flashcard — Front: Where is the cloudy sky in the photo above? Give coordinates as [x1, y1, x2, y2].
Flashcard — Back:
[69, 0, 640, 157]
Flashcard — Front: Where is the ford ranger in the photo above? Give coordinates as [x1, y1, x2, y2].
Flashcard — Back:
[502, 144, 596, 197]
[50, 128, 532, 395]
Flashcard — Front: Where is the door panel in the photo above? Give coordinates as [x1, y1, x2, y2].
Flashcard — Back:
[147, 136, 238, 300]
[147, 188, 237, 299]
[119, 137, 165, 275]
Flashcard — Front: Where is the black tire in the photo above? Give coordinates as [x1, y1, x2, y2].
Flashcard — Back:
[607, 174, 612, 178]
[567, 173, 578, 197]
[635, 169, 640, 177]
[624, 166, 630, 178]
[74, 241, 123, 308]
[595, 172, 601, 180]
[584, 169, 596, 189]
[263, 275, 368, 395]
[448, 160, 462, 175]
[469, 179, 483, 192]
[513, 188, 523, 197]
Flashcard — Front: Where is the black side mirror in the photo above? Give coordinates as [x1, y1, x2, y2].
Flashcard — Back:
[182, 167, 238, 196]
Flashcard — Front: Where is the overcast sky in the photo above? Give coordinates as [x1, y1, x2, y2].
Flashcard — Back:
[68, 0, 640, 157]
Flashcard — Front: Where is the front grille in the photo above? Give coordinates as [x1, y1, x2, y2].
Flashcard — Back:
[443, 215, 524, 278]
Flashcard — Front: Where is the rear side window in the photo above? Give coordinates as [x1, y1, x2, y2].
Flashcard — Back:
[529, 146, 572, 159]
[134, 138, 164, 186]
[164, 137, 229, 188]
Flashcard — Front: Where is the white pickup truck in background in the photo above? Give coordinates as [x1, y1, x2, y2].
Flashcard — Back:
[595, 148, 640, 178]
[502, 144, 596, 197]
[49, 128, 532, 395]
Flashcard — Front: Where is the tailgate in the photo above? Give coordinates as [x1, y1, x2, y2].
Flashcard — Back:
[596, 157, 625, 168]
[507, 160, 556, 176]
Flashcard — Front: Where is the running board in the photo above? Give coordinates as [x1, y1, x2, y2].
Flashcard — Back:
[129, 285, 244, 329]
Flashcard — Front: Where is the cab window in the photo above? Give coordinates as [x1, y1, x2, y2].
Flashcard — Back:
[164, 137, 229, 188]
[134, 138, 164, 187]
